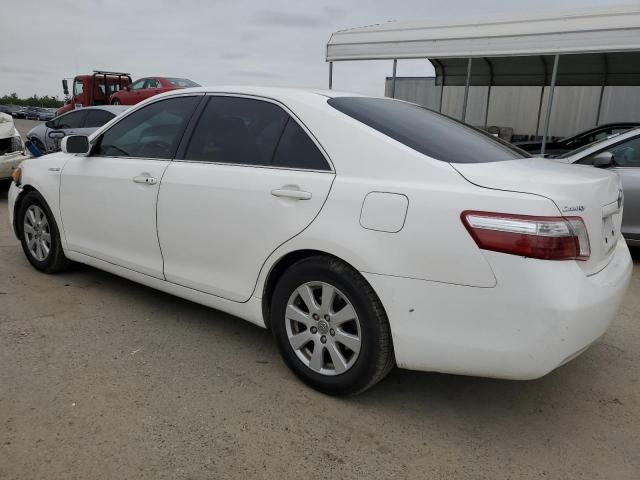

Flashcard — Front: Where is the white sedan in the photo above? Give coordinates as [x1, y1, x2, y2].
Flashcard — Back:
[7, 87, 632, 395]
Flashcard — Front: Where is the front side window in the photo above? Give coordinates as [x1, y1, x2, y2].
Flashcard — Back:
[131, 79, 147, 90]
[55, 110, 87, 129]
[147, 78, 161, 89]
[84, 109, 115, 128]
[610, 137, 640, 167]
[93, 96, 199, 159]
[73, 80, 84, 98]
[328, 97, 529, 163]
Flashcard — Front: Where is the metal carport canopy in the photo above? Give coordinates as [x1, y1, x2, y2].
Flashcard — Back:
[325, 6, 640, 154]
[326, 5, 640, 65]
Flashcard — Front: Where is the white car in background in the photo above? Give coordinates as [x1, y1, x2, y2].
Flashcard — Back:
[7, 87, 633, 395]
[26, 105, 128, 154]
[0, 112, 27, 180]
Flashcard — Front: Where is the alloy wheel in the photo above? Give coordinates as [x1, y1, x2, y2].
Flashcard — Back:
[23, 205, 51, 262]
[285, 281, 362, 376]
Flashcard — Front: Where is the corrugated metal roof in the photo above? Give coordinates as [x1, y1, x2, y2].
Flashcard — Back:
[326, 6, 640, 61]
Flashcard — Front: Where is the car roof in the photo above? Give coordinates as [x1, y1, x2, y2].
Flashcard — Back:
[152, 85, 367, 102]
[564, 126, 640, 161]
[63, 105, 129, 114]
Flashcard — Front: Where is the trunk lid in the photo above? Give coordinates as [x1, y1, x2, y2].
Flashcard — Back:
[452, 158, 623, 275]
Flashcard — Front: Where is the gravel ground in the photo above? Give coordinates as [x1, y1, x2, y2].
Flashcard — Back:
[0, 175, 639, 479]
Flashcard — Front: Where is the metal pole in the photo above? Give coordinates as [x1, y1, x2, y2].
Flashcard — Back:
[540, 54, 559, 157]
[484, 58, 493, 128]
[484, 86, 491, 128]
[534, 86, 545, 139]
[595, 85, 605, 126]
[328, 62, 333, 90]
[461, 57, 472, 122]
[390, 59, 398, 98]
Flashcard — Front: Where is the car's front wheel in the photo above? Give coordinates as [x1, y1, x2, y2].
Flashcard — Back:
[271, 256, 394, 395]
[18, 191, 70, 273]
[111, 98, 121, 105]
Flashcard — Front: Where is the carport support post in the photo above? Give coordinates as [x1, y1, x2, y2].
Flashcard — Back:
[461, 57, 472, 122]
[390, 59, 398, 98]
[540, 54, 560, 157]
[329, 62, 333, 90]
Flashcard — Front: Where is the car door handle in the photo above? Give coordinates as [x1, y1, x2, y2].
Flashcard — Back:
[271, 188, 312, 200]
[133, 175, 158, 185]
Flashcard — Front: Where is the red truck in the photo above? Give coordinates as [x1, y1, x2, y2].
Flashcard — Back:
[57, 71, 132, 115]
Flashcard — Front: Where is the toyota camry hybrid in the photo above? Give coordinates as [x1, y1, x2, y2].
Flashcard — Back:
[7, 87, 633, 395]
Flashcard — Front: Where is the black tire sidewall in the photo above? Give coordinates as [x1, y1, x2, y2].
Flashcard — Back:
[17, 191, 62, 272]
[271, 258, 387, 395]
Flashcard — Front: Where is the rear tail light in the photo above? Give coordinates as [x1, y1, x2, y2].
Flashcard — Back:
[461, 211, 590, 261]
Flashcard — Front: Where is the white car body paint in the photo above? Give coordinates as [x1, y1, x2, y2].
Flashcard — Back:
[7, 86, 633, 380]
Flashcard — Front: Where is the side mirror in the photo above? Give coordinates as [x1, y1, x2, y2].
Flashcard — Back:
[61, 135, 90, 155]
[48, 130, 66, 140]
[593, 151, 614, 168]
[45, 120, 54, 128]
[125, 85, 131, 92]
[62, 79, 69, 95]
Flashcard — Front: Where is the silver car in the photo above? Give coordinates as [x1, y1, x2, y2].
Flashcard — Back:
[556, 127, 640, 246]
[26, 106, 128, 154]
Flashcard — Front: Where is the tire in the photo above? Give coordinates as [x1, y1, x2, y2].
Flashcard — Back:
[111, 98, 121, 105]
[17, 191, 71, 273]
[271, 255, 394, 395]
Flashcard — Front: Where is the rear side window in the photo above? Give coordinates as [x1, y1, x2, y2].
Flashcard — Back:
[272, 119, 329, 170]
[185, 96, 288, 166]
[328, 97, 529, 163]
[84, 109, 115, 128]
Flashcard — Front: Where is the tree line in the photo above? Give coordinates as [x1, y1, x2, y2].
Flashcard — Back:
[0, 93, 64, 108]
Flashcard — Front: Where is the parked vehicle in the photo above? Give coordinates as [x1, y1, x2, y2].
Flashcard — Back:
[11, 107, 28, 119]
[24, 107, 43, 120]
[554, 127, 640, 246]
[109, 76, 200, 106]
[57, 71, 132, 115]
[0, 113, 26, 180]
[26, 105, 128, 154]
[514, 123, 640, 156]
[8, 88, 632, 395]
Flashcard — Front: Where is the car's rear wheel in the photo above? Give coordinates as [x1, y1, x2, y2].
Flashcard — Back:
[18, 191, 70, 273]
[111, 98, 121, 105]
[271, 256, 394, 395]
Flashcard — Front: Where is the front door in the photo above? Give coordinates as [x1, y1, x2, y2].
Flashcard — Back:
[60, 95, 202, 278]
[158, 95, 335, 302]
[609, 135, 640, 240]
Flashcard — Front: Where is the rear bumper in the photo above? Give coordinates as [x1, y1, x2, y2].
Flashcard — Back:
[364, 238, 632, 379]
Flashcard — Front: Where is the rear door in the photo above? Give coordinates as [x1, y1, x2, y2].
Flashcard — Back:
[157, 95, 334, 302]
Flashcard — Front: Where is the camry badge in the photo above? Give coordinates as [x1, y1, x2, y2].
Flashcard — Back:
[562, 205, 584, 213]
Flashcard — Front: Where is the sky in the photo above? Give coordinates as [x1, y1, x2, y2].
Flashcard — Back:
[0, 0, 628, 98]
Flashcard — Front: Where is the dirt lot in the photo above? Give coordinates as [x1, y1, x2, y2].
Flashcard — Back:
[1, 180, 639, 479]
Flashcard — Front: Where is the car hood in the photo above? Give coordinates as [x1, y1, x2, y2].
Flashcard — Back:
[0, 112, 19, 140]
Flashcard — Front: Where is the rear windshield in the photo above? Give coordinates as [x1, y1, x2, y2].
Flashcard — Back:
[166, 78, 200, 88]
[328, 97, 529, 163]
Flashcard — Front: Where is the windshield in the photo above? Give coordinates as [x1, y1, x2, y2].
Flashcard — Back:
[328, 97, 530, 164]
[166, 78, 200, 88]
